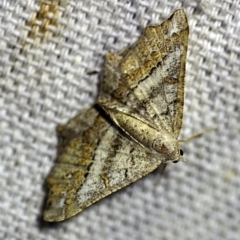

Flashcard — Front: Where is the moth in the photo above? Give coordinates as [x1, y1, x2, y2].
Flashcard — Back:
[44, 9, 189, 222]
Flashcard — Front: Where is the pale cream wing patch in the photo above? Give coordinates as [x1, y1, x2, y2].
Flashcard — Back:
[44, 108, 161, 222]
[98, 9, 188, 138]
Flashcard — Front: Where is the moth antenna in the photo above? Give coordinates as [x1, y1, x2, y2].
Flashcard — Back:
[178, 126, 218, 143]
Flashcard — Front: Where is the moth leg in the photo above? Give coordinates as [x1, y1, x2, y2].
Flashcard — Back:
[155, 163, 168, 186]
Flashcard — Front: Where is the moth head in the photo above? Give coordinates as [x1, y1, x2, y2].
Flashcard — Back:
[152, 138, 184, 163]
[172, 149, 185, 163]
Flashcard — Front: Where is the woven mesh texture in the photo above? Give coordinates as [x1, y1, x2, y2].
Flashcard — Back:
[1, 0, 240, 239]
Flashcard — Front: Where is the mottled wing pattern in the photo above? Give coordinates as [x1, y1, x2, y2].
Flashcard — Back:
[98, 9, 188, 137]
[97, 51, 153, 127]
[44, 108, 161, 222]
